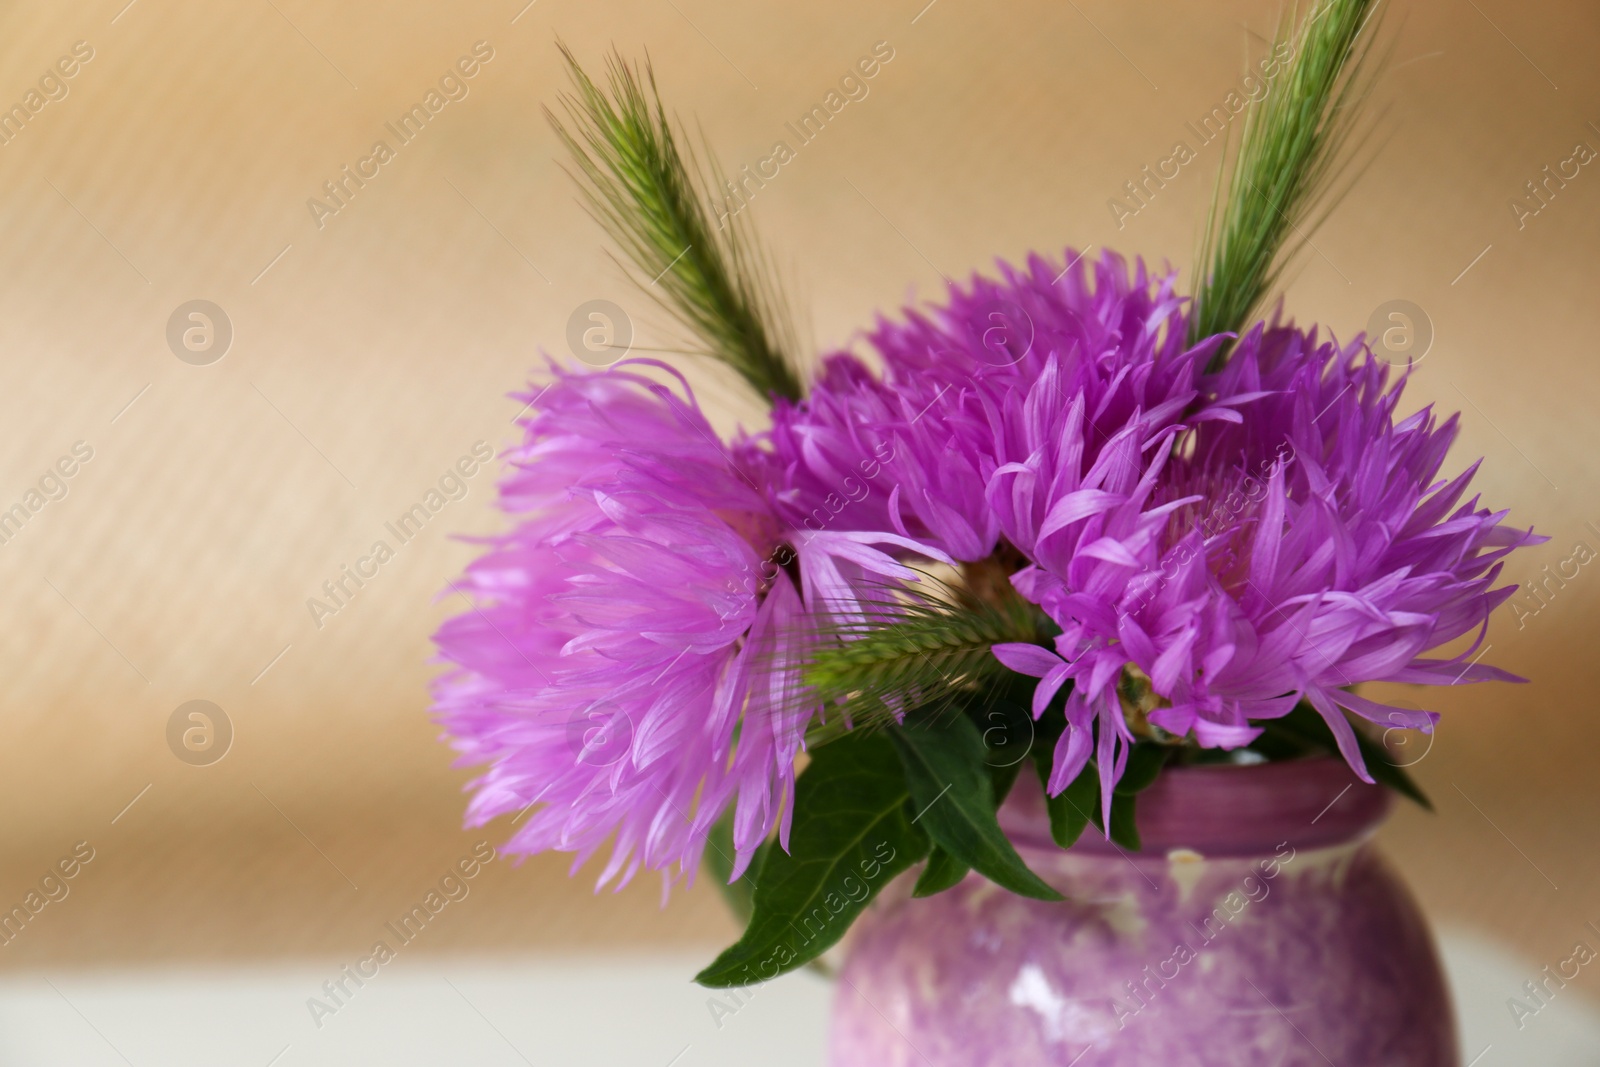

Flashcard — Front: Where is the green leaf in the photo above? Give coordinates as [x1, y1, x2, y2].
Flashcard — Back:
[694, 732, 929, 988]
[1267, 701, 1433, 811]
[1028, 710, 1167, 851]
[989, 755, 1024, 808]
[1244, 722, 1313, 762]
[911, 846, 969, 898]
[889, 713, 1063, 902]
[1091, 742, 1172, 851]
[1079, 772, 1144, 852]
[1040, 762, 1097, 850]
[1364, 743, 1433, 811]
[968, 676, 1038, 795]
[1027, 701, 1092, 850]
[701, 808, 758, 925]
[971, 691, 1030, 808]
[1106, 792, 1142, 851]
[1115, 742, 1172, 796]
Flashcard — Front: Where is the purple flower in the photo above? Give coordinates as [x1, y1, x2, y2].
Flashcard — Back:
[768, 248, 1537, 818]
[759, 250, 1221, 563]
[1002, 320, 1540, 794]
[434, 245, 1540, 878]
[767, 250, 1241, 816]
[432, 361, 934, 889]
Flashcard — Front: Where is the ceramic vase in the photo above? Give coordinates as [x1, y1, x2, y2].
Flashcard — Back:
[829, 757, 1455, 1065]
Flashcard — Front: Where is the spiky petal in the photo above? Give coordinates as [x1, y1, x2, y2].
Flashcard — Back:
[432, 361, 923, 889]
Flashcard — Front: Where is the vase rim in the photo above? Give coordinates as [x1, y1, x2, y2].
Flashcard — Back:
[1000, 754, 1394, 858]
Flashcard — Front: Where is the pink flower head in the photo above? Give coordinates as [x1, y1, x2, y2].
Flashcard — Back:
[760, 249, 1228, 566]
[770, 249, 1250, 818]
[1005, 320, 1540, 798]
[433, 360, 937, 890]
[771, 250, 1538, 822]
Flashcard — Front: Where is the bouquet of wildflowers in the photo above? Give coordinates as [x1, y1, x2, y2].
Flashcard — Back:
[431, 2, 1537, 988]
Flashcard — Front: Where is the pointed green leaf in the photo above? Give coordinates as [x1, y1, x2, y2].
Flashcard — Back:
[695, 732, 929, 988]
[968, 680, 1033, 809]
[1036, 758, 1096, 850]
[1269, 702, 1433, 811]
[1078, 778, 1140, 850]
[911, 845, 970, 898]
[989, 756, 1024, 808]
[889, 713, 1064, 902]
[1115, 742, 1172, 795]
[702, 808, 758, 925]
[1028, 703, 1095, 850]
[1363, 743, 1433, 811]
[969, 675, 1038, 766]
[1107, 792, 1142, 851]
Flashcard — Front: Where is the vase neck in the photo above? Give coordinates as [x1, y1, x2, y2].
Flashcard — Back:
[999, 756, 1393, 858]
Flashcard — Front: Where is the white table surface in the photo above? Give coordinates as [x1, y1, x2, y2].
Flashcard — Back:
[1, 931, 1594, 1066]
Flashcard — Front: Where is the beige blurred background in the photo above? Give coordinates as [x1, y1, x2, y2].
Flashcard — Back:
[0, 0, 1594, 1017]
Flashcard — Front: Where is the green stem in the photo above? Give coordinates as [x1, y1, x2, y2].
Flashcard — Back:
[1191, 0, 1385, 355]
[548, 46, 803, 401]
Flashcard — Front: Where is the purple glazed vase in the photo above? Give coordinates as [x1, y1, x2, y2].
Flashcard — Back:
[829, 757, 1456, 1066]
